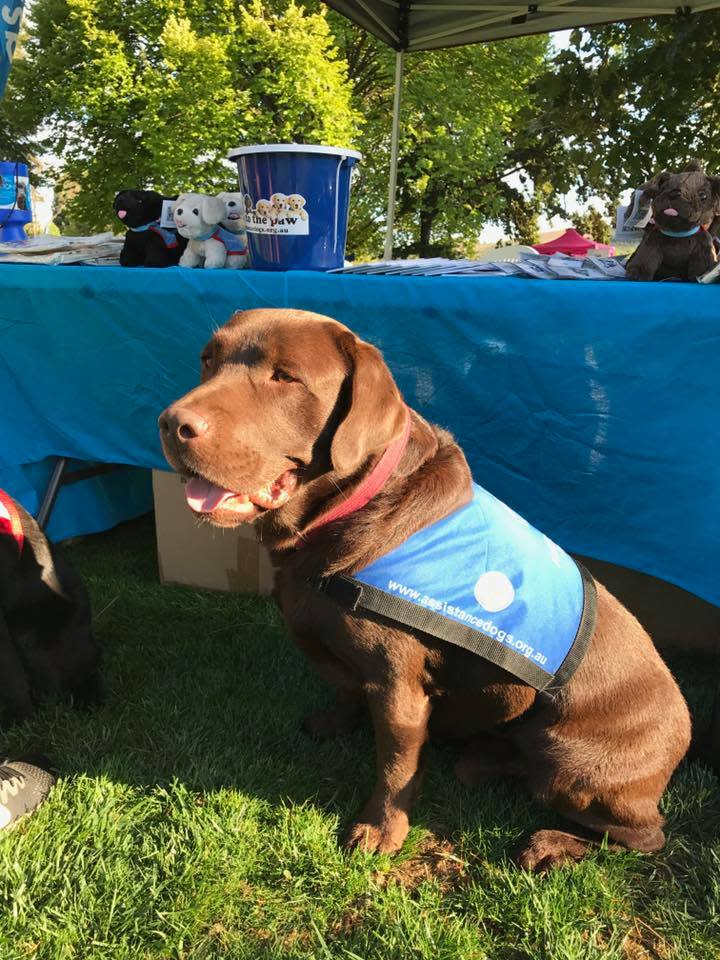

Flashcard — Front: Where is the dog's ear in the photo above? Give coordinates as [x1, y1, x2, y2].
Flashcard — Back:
[640, 171, 671, 198]
[707, 175, 720, 200]
[330, 332, 407, 477]
[201, 195, 226, 225]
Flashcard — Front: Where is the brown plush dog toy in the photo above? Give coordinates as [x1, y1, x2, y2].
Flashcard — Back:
[625, 160, 720, 281]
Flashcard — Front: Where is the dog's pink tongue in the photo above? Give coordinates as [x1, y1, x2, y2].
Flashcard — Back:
[117, 209, 127, 220]
[185, 477, 235, 513]
[664, 208, 679, 217]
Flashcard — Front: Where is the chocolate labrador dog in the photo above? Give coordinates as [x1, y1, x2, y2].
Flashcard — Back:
[159, 309, 691, 870]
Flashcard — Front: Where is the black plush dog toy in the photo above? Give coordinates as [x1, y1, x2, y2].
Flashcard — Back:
[625, 160, 720, 281]
[0, 490, 102, 724]
[114, 189, 185, 267]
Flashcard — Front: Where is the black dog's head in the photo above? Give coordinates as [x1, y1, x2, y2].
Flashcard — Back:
[113, 189, 165, 229]
[642, 160, 720, 233]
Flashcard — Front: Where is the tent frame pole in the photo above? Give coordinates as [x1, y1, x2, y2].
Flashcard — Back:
[384, 49, 404, 261]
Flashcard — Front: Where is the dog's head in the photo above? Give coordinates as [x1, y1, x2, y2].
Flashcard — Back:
[113, 189, 164, 229]
[217, 191, 246, 232]
[255, 199, 273, 219]
[642, 160, 720, 232]
[286, 194, 306, 212]
[172, 193, 226, 239]
[270, 193, 287, 209]
[158, 309, 406, 527]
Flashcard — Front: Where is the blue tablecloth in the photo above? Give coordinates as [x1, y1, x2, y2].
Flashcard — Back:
[1, 264, 718, 604]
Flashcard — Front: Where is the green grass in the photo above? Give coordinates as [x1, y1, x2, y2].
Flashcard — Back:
[1, 516, 718, 960]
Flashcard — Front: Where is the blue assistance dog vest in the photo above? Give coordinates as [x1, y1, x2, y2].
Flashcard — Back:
[316, 483, 596, 692]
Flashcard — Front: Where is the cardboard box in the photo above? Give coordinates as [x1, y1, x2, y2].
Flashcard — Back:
[152, 469, 274, 594]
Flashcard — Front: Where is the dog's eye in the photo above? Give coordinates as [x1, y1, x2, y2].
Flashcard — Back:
[192, 208, 199, 216]
[699, 192, 708, 201]
[271, 368, 298, 384]
[200, 354, 213, 370]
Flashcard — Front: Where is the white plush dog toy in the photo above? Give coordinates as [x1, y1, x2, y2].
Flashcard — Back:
[216, 191, 249, 269]
[173, 193, 228, 269]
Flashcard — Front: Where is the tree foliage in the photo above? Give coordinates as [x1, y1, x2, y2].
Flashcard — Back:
[524, 13, 720, 211]
[4, 1, 720, 250]
[0, 0, 360, 230]
[572, 207, 612, 245]
[333, 20, 550, 256]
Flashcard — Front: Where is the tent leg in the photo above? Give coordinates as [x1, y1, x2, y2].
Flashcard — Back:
[383, 50, 404, 261]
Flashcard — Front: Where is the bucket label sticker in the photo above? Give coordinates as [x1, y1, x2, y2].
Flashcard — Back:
[0, 172, 30, 212]
[244, 193, 309, 236]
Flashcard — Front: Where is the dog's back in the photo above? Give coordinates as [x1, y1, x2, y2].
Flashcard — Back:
[0, 494, 102, 723]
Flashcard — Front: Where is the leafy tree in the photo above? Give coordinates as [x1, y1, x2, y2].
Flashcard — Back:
[573, 207, 611, 244]
[332, 20, 550, 257]
[1, 0, 360, 230]
[523, 13, 720, 213]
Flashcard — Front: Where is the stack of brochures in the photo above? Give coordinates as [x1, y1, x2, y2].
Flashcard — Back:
[0, 232, 124, 265]
[333, 251, 628, 280]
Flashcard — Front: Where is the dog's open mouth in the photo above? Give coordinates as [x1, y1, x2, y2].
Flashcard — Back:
[184, 470, 298, 518]
[226, 212, 242, 221]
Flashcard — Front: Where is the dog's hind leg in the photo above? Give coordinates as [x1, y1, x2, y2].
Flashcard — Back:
[0, 613, 34, 723]
[516, 778, 667, 871]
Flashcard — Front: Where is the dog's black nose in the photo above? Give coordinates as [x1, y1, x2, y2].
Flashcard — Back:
[176, 208, 183, 216]
[158, 406, 209, 443]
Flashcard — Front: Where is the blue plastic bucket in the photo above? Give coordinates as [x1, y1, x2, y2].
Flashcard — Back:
[0, 160, 32, 242]
[228, 144, 361, 271]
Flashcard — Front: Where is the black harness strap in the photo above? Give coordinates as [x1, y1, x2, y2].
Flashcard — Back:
[314, 561, 597, 695]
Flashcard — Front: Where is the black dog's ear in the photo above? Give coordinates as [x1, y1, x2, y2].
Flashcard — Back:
[708, 176, 720, 200]
[640, 170, 671, 198]
[684, 159, 705, 174]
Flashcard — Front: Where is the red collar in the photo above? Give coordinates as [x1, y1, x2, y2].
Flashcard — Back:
[305, 408, 412, 536]
[0, 489, 24, 554]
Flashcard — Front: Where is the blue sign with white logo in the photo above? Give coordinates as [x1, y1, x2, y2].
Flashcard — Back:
[1, 1, 24, 99]
[355, 482, 586, 676]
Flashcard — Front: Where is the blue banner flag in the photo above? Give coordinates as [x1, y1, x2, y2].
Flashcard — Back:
[1, 1, 24, 99]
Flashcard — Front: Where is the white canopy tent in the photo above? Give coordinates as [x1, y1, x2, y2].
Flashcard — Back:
[324, 0, 720, 257]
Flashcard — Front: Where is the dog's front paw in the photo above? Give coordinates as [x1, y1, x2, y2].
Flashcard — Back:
[624, 267, 652, 282]
[345, 813, 409, 854]
[515, 829, 590, 872]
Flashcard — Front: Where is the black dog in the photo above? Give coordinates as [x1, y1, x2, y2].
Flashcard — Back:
[0, 490, 102, 725]
[114, 189, 185, 267]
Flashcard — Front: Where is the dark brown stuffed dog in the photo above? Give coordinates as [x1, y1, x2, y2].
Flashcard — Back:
[158, 309, 691, 871]
[625, 160, 720, 281]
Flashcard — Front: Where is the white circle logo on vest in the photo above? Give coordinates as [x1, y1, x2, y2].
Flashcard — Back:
[474, 571, 515, 613]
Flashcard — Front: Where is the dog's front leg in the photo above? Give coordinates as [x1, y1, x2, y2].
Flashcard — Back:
[625, 236, 663, 281]
[203, 238, 227, 269]
[346, 679, 431, 854]
[179, 241, 202, 268]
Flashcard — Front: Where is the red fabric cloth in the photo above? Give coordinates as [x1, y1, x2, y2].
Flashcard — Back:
[532, 228, 614, 257]
[306, 408, 411, 536]
[0, 489, 24, 554]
